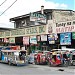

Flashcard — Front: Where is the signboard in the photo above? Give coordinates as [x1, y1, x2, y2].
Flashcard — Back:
[47, 20, 53, 34]
[11, 28, 25, 37]
[30, 12, 46, 24]
[25, 25, 46, 36]
[30, 36, 37, 44]
[60, 33, 71, 45]
[37, 35, 40, 41]
[0, 32, 4, 38]
[48, 34, 55, 44]
[55, 21, 75, 33]
[0, 25, 47, 38]
[53, 11, 75, 23]
[4, 38, 9, 43]
[41, 35, 47, 41]
[5, 31, 10, 37]
[9, 37, 15, 43]
[72, 32, 75, 39]
[23, 36, 29, 45]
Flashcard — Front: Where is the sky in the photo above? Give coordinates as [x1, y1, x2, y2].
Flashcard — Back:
[0, 0, 74, 28]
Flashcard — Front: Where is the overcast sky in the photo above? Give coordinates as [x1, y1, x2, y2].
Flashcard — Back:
[0, 0, 74, 28]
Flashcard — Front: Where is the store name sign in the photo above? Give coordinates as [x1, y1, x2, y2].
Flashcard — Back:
[55, 21, 75, 33]
[2, 25, 46, 38]
[25, 25, 45, 36]
[30, 12, 46, 24]
[11, 29, 25, 36]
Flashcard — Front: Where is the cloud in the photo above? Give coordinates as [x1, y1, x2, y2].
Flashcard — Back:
[0, 0, 68, 28]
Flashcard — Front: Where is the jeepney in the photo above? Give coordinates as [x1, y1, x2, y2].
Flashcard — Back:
[0, 50, 28, 66]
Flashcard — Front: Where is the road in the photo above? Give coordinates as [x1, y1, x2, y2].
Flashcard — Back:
[0, 63, 74, 75]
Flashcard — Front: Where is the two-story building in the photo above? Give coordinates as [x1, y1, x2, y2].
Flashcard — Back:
[1, 6, 75, 53]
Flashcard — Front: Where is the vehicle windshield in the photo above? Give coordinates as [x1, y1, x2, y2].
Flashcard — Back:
[63, 54, 68, 59]
[19, 51, 26, 60]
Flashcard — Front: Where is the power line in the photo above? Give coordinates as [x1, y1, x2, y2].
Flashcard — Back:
[0, 0, 7, 6]
[0, 0, 17, 16]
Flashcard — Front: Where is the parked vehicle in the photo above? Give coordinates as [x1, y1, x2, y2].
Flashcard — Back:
[47, 49, 69, 67]
[28, 53, 37, 64]
[34, 51, 49, 65]
[0, 50, 28, 66]
[70, 50, 75, 65]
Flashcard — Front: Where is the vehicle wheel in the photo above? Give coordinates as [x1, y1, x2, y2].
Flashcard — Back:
[36, 61, 40, 65]
[72, 62, 75, 66]
[34, 60, 37, 65]
[63, 61, 68, 67]
[48, 62, 51, 67]
[8, 61, 11, 65]
[68, 61, 71, 66]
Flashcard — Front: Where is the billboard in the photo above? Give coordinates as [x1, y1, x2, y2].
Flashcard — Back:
[60, 33, 71, 45]
[30, 12, 46, 24]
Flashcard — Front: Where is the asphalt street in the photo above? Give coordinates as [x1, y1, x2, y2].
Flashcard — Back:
[0, 63, 74, 75]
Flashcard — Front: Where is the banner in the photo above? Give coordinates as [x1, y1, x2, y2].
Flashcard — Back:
[60, 33, 71, 45]
[23, 36, 29, 45]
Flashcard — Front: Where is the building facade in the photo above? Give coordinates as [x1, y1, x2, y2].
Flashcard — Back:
[0, 8, 75, 53]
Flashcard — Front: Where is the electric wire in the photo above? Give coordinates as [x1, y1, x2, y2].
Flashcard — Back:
[0, 0, 17, 16]
[0, 0, 7, 6]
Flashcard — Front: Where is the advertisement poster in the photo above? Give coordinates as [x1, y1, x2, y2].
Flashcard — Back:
[30, 36, 37, 44]
[72, 32, 75, 39]
[41, 35, 47, 41]
[60, 33, 71, 45]
[9, 37, 15, 43]
[48, 34, 55, 44]
[23, 36, 29, 45]
[37, 35, 40, 41]
[4, 38, 9, 43]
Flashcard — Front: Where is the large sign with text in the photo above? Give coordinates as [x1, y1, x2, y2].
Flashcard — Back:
[60, 33, 71, 45]
[30, 36, 37, 44]
[55, 21, 75, 33]
[30, 12, 46, 24]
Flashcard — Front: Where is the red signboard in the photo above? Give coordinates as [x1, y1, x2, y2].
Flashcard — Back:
[56, 25, 75, 33]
